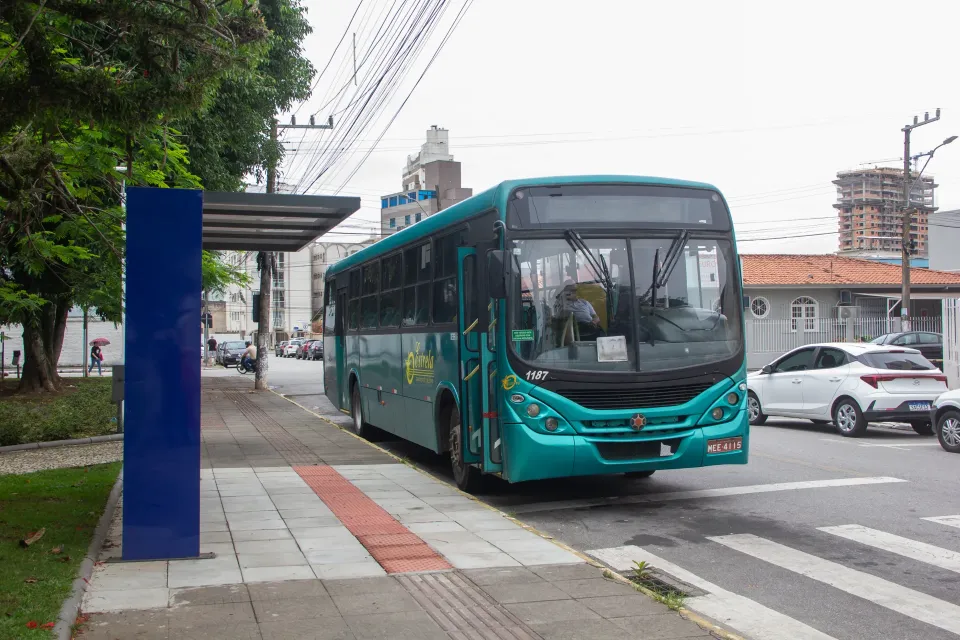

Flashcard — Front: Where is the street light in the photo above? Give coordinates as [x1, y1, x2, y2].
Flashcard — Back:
[910, 135, 957, 193]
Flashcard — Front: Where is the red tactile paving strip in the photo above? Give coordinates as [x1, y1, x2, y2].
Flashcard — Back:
[294, 465, 452, 574]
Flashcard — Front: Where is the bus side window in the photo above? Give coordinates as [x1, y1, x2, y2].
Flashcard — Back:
[360, 262, 380, 329]
[433, 233, 458, 324]
[348, 269, 361, 330]
[403, 243, 431, 326]
[380, 253, 402, 327]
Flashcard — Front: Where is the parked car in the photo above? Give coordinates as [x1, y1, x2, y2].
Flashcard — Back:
[296, 340, 316, 359]
[309, 339, 324, 360]
[747, 342, 947, 437]
[283, 339, 302, 357]
[275, 341, 288, 357]
[219, 341, 247, 367]
[870, 331, 942, 366]
[930, 389, 960, 453]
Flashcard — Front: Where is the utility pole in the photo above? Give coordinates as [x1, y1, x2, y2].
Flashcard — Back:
[900, 109, 941, 332]
[254, 115, 334, 391]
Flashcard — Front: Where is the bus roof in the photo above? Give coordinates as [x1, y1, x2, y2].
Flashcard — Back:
[324, 175, 721, 278]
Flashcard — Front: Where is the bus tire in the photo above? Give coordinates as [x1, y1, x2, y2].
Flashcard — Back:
[350, 382, 370, 439]
[449, 406, 481, 493]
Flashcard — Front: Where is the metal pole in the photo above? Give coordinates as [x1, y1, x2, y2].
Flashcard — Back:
[901, 128, 912, 331]
[82, 307, 89, 377]
[203, 289, 210, 366]
[1, 331, 5, 387]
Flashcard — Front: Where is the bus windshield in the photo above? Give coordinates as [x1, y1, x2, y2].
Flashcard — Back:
[509, 235, 742, 373]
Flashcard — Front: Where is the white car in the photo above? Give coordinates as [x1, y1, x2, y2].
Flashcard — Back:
[748, 342, 947, 437]
[930, 389, 960, 453]
[283, 339, 302, 357]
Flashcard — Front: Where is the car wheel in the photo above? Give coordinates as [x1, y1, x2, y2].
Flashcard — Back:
[449, 405, 482, 492]
[937, 410, 960, 453]
[350, 383, 369, 438]
[833, 398, 867, 437]
[910, 420, 934, 436]
[625, 470, 655, 479]
[747, 392, 767, 426]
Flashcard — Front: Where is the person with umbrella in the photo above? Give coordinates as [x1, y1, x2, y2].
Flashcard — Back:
[89, 338, 108, 376]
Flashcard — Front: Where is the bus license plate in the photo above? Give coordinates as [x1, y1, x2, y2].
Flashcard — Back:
[707, 437, 742, 454]
[908, 402, 931, 412]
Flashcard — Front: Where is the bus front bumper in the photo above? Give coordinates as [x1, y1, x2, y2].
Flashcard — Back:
[501, 413, 749, 483]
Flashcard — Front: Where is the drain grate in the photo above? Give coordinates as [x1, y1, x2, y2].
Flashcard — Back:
[625, 567, 705, 599]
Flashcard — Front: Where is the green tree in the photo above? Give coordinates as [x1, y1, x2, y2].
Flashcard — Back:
[0, 1, 269, 392]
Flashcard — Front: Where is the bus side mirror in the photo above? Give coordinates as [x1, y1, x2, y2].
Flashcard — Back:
[488, 250, 507, 299]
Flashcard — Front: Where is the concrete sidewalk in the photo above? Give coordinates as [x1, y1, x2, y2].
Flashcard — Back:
[77, 376, 718, 639]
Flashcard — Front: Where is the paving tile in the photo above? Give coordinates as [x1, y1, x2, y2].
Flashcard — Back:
[258, 618, 356, 640]
[78, 610, 170, 639]
[228, 518, 289, 531]
[199, 521, 230, 532]
[226, 509, 281, 523]
[305, 548, 373, 565]
[552, 577, 636, 598]
[231, 529, 294, 542]
[331, 589, 422, 616]
[170, 622, 263, 639]
[233, 539, 302, 555]
[441, 551, 520, 569]
[284, 516, 342, 529]
[610, 612, 713, 638]
[475, 528, 543, 543]
[343, 610, 449, 640]
[296, 534, 364, 552]
[460, 566, 541, 586]
[530, 564, 600, 581]
[480, 580, 570, 604]
[247, 579, 328, 601]
[311, 562, 387, 580]
[200, 542, 237, 556]
[168, 556, 242, 588]
[200, 531, 234, 544]
[83, 588, 170, 613]
[396, 511, 452, 524]
[405, 521, 467, 535]
[322, 576, 405, 597]
[509, 548, 583, 566]
[487, 537, 561, 555]
[578, 594, 670, 618]
[241, 564, 317, 583]
[278, 506, 334, 519]
[222, 496, 278, 512]
[238, 550, 309, 568]
[166, 602, 256, 630]
[169, 584, 250, 607]
[89, 561, 168, 590]
[252, 594, 340, 620]
[504, 599, 600, 626]
[531, 618, 632, 640]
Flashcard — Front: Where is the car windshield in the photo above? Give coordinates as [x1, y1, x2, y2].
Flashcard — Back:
[860, 351, 935, 370]
[224, 342, 245, 350]
[508, 235, 742, 372]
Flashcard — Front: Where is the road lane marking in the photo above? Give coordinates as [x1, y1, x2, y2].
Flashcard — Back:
[923, 515, 960, 529]
[508, 477, 908, 514]
[709, 534, 960, 635]
[588, 545, 837, 640]
[819, 525, 960, 574]
[819, 438, 939, 449]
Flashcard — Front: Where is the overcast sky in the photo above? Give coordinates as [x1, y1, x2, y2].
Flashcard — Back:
[276, 0, 960, 254]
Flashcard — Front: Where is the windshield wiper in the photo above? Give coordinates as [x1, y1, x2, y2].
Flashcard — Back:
[563, 230, 612, 293]
[655, 230, 689, 290]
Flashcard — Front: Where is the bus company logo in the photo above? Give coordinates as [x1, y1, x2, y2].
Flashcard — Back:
[629, 414, 647, 431]
[405, 342, 435, 385]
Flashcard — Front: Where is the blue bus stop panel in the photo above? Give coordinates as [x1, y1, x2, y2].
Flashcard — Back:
[123, 187, 202, 560]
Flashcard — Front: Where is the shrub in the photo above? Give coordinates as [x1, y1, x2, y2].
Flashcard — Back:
[0, 379, 116, 446]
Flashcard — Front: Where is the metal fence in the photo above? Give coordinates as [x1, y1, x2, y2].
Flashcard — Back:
[745, 315, 942, 356]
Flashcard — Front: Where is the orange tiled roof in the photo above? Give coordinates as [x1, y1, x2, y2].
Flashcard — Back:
[741, 254, 960, 286]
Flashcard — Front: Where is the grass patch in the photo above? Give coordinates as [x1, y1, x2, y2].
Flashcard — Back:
[0, 462, 121, 639]
[628, 561, 689, 611]
[0, 379, 116, 446]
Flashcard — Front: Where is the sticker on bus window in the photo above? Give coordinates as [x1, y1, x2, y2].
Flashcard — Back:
[597, 336, 628, 362]
[512, 329, 534, 342]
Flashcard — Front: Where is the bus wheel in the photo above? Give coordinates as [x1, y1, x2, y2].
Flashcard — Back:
[449, 406, 481, 493]
[350, 384, 369, 438]
[625, 470, 655, 479]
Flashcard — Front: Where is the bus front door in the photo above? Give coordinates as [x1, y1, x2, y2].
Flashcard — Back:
[335, 288, 348, 409]
[457, 247, 482, 467]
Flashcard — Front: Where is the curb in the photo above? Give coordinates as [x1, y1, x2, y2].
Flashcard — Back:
[273, 392, 744, 639]
[54, 467, 123, 640]
[0, 434, 123, 454]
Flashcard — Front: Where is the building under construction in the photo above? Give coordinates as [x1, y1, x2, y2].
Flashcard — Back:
[834, 167, 936, 257]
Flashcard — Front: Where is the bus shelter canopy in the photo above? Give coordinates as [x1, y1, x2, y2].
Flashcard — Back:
[201, 191, 361, 252]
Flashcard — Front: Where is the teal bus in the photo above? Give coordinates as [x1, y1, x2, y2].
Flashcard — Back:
[323, 176, 748, 491]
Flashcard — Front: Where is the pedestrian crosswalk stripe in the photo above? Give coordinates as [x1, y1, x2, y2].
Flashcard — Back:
[709, 533, 960, 636]
[509, 476, 908, 514]
[588, 545, 838, 640]
[819, 524, 960, 574]
[923, 515, 960, 529]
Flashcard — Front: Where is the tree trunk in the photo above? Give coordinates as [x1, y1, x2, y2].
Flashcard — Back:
[17, 300, 68, 393]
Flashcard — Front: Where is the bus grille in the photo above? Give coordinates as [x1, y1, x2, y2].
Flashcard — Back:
[553, 383, 713, 410]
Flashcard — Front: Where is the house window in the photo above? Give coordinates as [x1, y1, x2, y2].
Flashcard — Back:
[791, 296, 818, 332]
[404, 214, 411, 226]
[389, 218, 396, 228]
[750, 296, 770, 319]
[415, 212, 422, 222]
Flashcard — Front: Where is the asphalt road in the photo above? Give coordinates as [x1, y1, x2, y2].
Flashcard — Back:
[260, 357, 960, 640]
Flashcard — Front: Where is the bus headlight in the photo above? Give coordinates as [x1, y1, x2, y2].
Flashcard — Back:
[726, 392, 739, 405]
[711, 407, 724, 420]
[738, 382, 747, 392]
[527, 404, 541, 417]
[544, 417, 559, 431]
